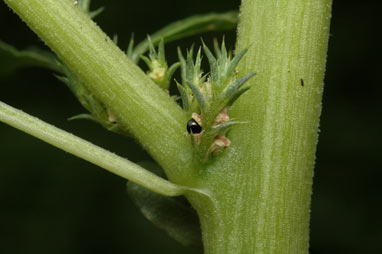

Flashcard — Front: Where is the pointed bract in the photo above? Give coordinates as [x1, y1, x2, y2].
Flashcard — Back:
[167, 62, 181, 82]
[88, 7, 104, 19]
[213, 38, 221, 59]
[140, 55, 153, 70]
[224, 72, 256, 98]
[227, 87, 251, 106]
[176, 81, 190, 111]
[68, 113, 96, 122]
[219, 39, 228, 69]
[211, 121, 244, 136]
[186, 81, 206, 109]
[126, 34, 135, 59]
[227, 48, 248, 76]
[157, 39, 166, 63]
[202, 42, 218, 82]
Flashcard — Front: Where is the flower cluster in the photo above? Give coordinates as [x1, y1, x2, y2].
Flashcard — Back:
[176, 41, 255, 161]
[139, 38, 255, 161]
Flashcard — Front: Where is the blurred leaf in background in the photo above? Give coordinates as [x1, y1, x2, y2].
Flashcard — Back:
[0, 40, 59, 77]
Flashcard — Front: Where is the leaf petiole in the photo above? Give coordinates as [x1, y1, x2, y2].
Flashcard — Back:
[0, 101, 185, 197]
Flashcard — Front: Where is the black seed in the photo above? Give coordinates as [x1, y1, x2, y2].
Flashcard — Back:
[187, 119, 202, 134]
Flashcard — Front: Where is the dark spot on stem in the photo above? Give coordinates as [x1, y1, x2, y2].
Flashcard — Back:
[300, 78, 304, 87]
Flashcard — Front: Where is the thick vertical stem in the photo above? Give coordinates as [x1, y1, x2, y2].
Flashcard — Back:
[192, 0, 332, 253]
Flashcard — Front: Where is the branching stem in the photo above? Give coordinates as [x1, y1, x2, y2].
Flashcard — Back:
[0, 101, 185, 197]
[3, 0, 194, 184]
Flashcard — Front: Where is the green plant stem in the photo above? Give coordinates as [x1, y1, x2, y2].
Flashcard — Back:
[3, 0, 193, 184]
[188, 0, 332, 253]
[0, 101, 184, 197]
[2, 0, 333, 253]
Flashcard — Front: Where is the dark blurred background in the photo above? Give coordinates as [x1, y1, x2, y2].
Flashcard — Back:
[0, 1, 380, 253]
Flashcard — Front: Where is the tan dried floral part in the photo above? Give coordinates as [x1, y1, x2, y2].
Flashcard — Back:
[211, 135, 231, 154]
[189, 110, 233, 152]
[193, 133, 202, 145]
[191, 112, 202, 126]
[107, 109, 117, 124]
[213, 107, 229, 125]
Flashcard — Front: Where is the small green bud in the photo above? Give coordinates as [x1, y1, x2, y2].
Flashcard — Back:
[140, 37, 179, 90]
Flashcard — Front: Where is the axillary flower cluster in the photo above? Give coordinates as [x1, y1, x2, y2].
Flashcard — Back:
[141, 39, 255, 162]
